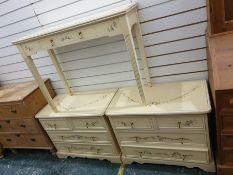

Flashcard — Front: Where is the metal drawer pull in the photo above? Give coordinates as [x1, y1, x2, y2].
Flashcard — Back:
[30, 138, 36, 142]
[118, 121, 135, 128]
[5, 120, 10, 124]
[177, 120, 196, 128]
[11, 110, 17, 114]
[0, 125, 2, 128]
[85, 121, 97, 128]
[15, 134, 20, 137]
[6, 138, 11, 142]
[78, 32, 83, 39]
[20, 124, 26, 128]
[177, 121, 181, 128]
[47, 123, 57, 129]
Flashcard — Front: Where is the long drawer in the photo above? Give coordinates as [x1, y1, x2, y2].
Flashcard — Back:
[55, 143, 116, 156]
[47, 131, 111, 144]
[118, 132, 207, 147]
[122, 146, 209, 164]
[0, 133, 52, 148]
[0, 118, 41, 133]
[39, 117, 106, 131]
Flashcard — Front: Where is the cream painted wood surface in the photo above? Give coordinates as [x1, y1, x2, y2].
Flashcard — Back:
[13, 2, 151, 110]
[106, 80, 215, 172]
[36, 89, 121, 163]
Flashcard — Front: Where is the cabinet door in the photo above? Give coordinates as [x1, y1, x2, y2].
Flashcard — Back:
[210, 0, 233, 34]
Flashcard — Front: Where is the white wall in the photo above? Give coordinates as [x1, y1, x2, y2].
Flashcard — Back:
[0, 0, 208, 93]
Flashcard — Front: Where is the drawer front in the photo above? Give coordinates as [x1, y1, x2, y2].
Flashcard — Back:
[0, 118, 40, 133]
[118, 132, 206, 147]
[222, 135, 233, 148]
[222, 115, 233, 132]
[0, 133, 51, 148]
[218, 92, 233, 114]
[122, 147, 208, 163]
[222, 150, 233, 164]
[157, 115, 205, 130]
[47, 131, 110, 144]
[71, 117, 106, 130]
[0, 103, 30, 118]
[111, 117, 154, 130]
[55, 143, 115, 156]
[40, 119, 72, 131]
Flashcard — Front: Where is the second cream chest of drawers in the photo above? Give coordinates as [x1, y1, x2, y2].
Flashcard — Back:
[105, 80, 215, 172]
[36, 89, 121, 163]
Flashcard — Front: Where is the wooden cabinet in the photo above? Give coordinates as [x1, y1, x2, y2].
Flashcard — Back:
[0, 80, 55, 153]
[106, 81, 215, 172]
[208, 0, 233, 34]
[207, 31, 233, 174]
[36, 89, 121, 163]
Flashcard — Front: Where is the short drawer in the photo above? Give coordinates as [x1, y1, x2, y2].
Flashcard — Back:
[222, 150, 233, 164]
[70, 117, 106, 130]
[0, 133, 51, 148]
[0, 118, 40, 133]
[47, 131, 111, 144]
[110, 116, 154, 130]
[0, 103, 30, 118]
[222, 115, 233, 132]
[217, 92, 233, 114]
[40, 119, 72, 131]
[55, 143, 115, 156]
[118, 132, 206, 147]
[122, 146, 208, 164]
[222, 135, 233, 148]
[156, 115, 205, 130]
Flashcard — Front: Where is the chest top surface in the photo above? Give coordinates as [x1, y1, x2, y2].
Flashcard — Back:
[0, 80, 43, 104]
[36, 89, 117, 118]
[105, 80, 211, 116]
[13, 3, 136, 44]
[208, 32, 233, 90]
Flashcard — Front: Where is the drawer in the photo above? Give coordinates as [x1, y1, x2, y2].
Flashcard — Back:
[222, 135, 233, 148]
[71, 117, 106, 130]
[0, 118, 41, 133]
[222, 115, 233, 132]
[156, 115, 205, 130]
[217, 92, 233, 114]
[111, 116, 154, 130]
[40, 119, 72, 131]
[0, 133, 51, 148]
[122, 146, 208, 163]
[55, 143, 115, 156]
[47, 131, 111, 144]
[118, 132, 206, 147]
[222, 150, 233, 164]
[0, 103, 30, 118]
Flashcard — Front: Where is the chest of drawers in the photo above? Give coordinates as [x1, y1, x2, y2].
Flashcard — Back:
[207, 31, 233, 174]
[0, 80, 55, 155]
[105, 80, 215, 172]
[36, 89, 121, 163]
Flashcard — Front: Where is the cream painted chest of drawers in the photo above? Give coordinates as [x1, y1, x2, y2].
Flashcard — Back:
[36, 89, 121, 163]
[105, 80, 215, 172]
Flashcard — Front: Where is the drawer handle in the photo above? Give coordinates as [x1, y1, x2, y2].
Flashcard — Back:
[20, 124, 26, 128]
[50, 39, 54, 47]
[47, 123, 57, 129]
[177, 121, 181, 129]
[6, 138, 11, 142]
[130, 122, 134, 128]
[78, 32, 83, 39]
[15, 134, 20, 137]
[118, 121, 135, 128]
[5, 120, 10, 124]
[11, 110, 17, 114]
[30, 138, 36, 142]
[85, 121, 97, 128]
[0, 125, 2, 128]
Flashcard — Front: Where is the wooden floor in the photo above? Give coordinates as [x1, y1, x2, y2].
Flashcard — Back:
[0, 149, 216, 175]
